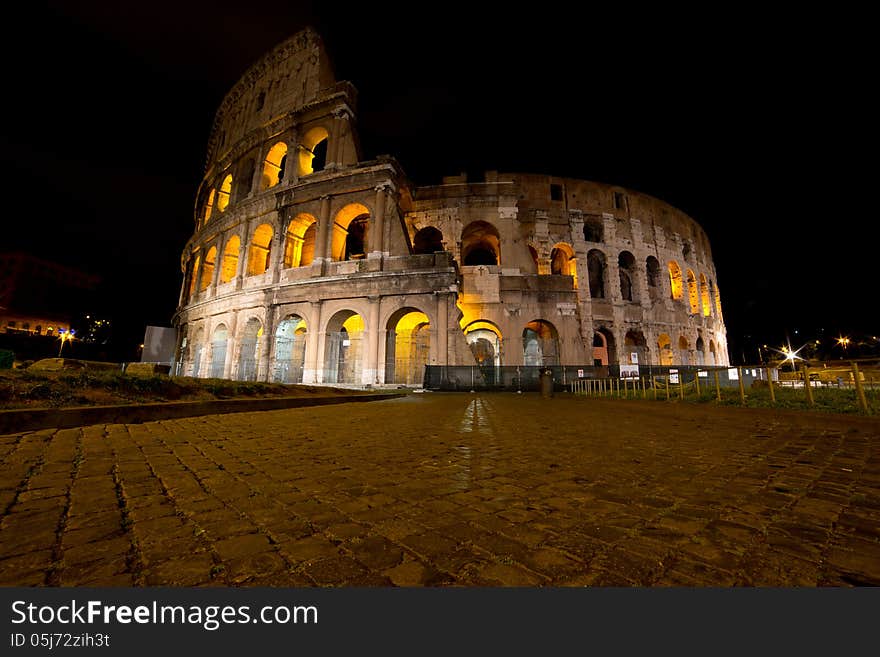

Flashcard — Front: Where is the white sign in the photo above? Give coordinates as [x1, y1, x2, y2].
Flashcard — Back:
[577, 369, 584, 378]
[698, 370, 708, 378]
[620, 364, 639, 378]
[728, 368, 739, 380]
[630, 352, 639, 364]
[669, 368, 679, 384]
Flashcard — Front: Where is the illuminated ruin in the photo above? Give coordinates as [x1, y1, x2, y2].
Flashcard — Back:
[173, 28, 729, 384]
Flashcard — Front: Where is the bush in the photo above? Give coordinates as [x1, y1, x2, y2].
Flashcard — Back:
[0, 349, 14, 370]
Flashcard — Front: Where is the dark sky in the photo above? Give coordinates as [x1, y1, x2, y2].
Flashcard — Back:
[2, 2, 874, 359]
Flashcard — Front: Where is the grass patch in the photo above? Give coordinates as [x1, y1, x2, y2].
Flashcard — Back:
[0, 367, 364, 411]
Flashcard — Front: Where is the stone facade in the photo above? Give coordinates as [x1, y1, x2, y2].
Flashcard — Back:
[173, 28, 729, 385]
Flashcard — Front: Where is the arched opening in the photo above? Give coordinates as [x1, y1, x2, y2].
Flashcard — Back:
[709, 340, 717, 366]
[298, 126, 329, 176]
[523, 320, 559, 366]
[592, 331, 608, 366]
[220, 236, 240, 284]
[237, 318, 263, 382]
[261, 142, 288, 189]
[461, 221, 501, 266]
[658, 333, 674, 366]
[273, 315, 307, 383]
[686, 270, 699, 314]
[464, 320, 503, 367]
[700, 273, 711, 316]
[551, 243, 577, 287]
[527, 245, 539, 274]
[345, 216, 368, 260]
[247, 224, 274, 276]
[210, 325, 228, 378]
[696, 337, 706, 366]
[668, 261, 683, 300]
[202, 189, 215, 225]
[587, 249, 606, 299]
[187, 254, 201, 300]
[618, 251, 637, 302]
[385, 309, 431, 384]
[679, 335, 691, 366]
[331, 203, 371, 261]
[713, 283, 723, 321]
[199, 246, 216, 292]
[324, 311, 365, 384]
[190, 327, 204, 377]
[596, 327, 617, 365]
[646, 256, 661, 301]
[413, 226, 444, 254]
[583, 216, 604, 242]
[624, 330, 648, 365]
[217, 174, 232, 212]
[283, 214, 317, 268]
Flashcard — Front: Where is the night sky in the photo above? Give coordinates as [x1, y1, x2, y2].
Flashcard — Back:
[2, 3, 874, 362]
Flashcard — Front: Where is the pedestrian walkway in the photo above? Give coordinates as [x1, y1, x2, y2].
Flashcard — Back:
[1, 394, 878, 586]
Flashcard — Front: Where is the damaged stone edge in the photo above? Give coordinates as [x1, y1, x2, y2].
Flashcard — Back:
[0, 393, 404, 435]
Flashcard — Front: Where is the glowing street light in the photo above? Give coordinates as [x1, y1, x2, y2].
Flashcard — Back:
[57, 330, 75, 357]
[836, 336, 850, 350]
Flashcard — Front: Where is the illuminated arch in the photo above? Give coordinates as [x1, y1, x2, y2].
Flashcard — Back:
[658, 333, 674, 366]
[217, 174, 232, 212]
[284, 213, 317, 268]
[461, 221, 501, 266]
[202, 189, 215, 225]
[385, 308, 431, 384]
[199, 246, 216, 292]
[298, 126, 329, 176]
[550, 242, 577, 287]
[247, 224, 274, 276]
[220, 235, 240, 284]
[190, 326, 205, 377]
[237, 318, 263, 382]
[464, 320, 503, 367]
[523, 319, 559, 366]
[274, 315, 307, 383]
[713, 282, 723, 320]
[261, 142, 288, 189]
[210, 324, 228, 378]
[324, 310, 365, 384]
[331, 203, 371, 261]
[668, 261, 683, 300]
[686, 269, 699, 314]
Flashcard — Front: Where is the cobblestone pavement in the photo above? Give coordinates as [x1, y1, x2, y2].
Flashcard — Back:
[1, 394, 878, 587]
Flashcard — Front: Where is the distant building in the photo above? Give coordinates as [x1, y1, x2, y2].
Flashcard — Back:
[0, 252, 100, 337]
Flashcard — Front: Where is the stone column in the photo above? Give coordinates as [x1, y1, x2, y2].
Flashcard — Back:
[316, 195, 332, 262]
[260, 303, 277, 382]
[369, 184, 387, 257]
[365, 296, 381, 384]
[210, 239, 224, 294]
[235, 224, 250, 290]
[223, 313, 238, 380]
[303, 301, 322, 383]
[436, 291, 448, 365]
[270, 218, 286, 284]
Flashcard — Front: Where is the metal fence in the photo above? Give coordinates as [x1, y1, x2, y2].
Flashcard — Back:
[423, 365, 760, 392]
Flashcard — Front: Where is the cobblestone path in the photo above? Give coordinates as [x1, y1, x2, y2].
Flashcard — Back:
[1, 394, 878, 586]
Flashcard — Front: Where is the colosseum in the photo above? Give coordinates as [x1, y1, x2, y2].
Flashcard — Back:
[172, 28, 729, 387]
